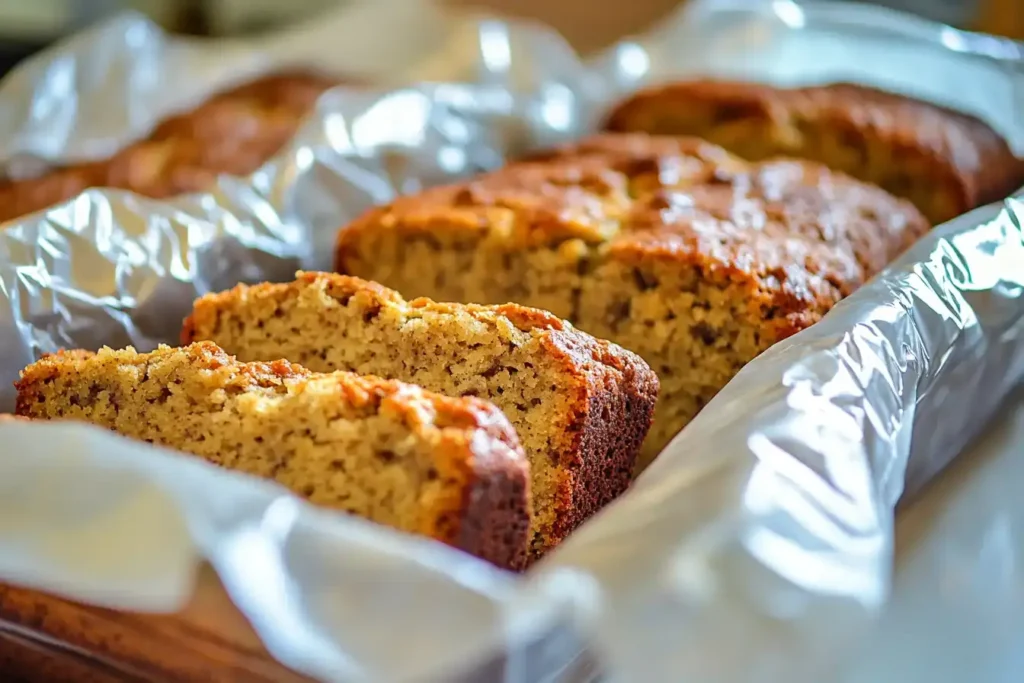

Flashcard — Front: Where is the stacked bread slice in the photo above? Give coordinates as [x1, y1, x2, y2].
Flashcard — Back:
[16, 342, 531, 568]
[15, 276, 658, 567]
[180, 271, 658, 559]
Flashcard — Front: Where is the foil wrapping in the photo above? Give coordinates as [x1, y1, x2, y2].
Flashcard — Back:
[0, 1, 1022, 681]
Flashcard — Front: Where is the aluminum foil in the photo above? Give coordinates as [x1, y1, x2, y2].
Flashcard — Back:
[0, 1, 1023, 682]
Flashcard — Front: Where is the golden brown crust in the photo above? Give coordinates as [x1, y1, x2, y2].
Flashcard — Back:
[16, 343, 312, 402]
[336, 133, 930, 344]
[0, 72, 341, 225]
[182, 272, 659, 555]
[603, 79, 1024, 224]
[14, 342, 530, 569]
[18, 342, 522, 440]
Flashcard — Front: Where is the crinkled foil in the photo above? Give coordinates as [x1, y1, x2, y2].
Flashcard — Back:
[0, 2, 1022, 682]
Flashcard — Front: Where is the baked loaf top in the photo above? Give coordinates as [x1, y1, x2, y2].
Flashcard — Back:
[15, 342, 531, 568]
[182, 271, 658, 558]
[337, 132, 930, 343]
[0, 72, 339, 225]
[602, 80, 1024, 224]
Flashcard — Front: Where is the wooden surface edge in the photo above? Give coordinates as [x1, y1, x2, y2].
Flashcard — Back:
[0, 565, 314, 682]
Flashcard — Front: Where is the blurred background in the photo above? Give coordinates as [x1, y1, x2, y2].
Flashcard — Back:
[0, 0, 1019, 76]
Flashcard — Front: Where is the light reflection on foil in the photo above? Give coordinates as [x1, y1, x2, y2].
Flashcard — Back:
[352, 91, 431, 149]
[479, 20, 513, 75]
[772, 0, 807, 29]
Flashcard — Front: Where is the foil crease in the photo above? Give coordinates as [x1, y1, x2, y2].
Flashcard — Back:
[0, 2, 1022, 682]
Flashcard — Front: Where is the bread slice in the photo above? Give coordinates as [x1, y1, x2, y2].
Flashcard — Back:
[182, 272, 659, 559]
[335, 133, 930, 469]
[14, 342, 531, 569]
[602, 80, 1024, 224]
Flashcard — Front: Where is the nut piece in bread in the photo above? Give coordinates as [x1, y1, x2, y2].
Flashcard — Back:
[182, 272, 659, 560]
[602, 79, 1024, 224]
[335, 133, 930, 469]
[14, 342, 531, 569]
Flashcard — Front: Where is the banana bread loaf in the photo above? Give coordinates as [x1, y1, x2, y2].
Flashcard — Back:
[14, 342, 531, 569]
[335, 133, 930, 469]
[603, 80, 1024, 225]
[0, 72, 339, 225]
[182, 271, 658, 559]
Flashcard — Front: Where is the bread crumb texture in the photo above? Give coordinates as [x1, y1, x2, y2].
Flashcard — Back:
[15, 342, 531, 569]
[183, 271, 658, 559]
[335, 133, 930, 469]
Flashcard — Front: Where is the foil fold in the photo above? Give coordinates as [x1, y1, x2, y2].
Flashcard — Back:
[0, 2, 1022, 682]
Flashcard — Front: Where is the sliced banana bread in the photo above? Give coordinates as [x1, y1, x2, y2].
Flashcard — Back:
[14, 342, 531, 569]
[603, 80, 1024, 224]
[182, 272, 658, 558]
[335, 133, 930, 469]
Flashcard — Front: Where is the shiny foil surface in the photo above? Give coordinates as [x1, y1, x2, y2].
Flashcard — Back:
[0, 2, 1022, 682]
